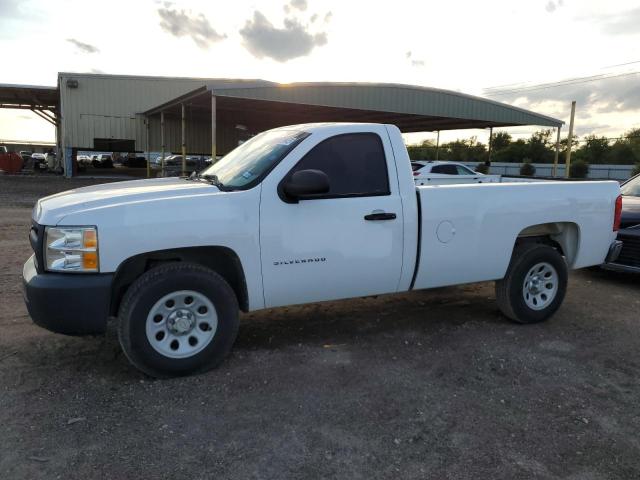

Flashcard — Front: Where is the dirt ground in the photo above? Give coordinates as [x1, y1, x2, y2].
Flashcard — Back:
[1, 176, 639, 479]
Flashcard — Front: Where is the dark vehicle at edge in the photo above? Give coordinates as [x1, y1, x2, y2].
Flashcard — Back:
[603, 173, 640, 273]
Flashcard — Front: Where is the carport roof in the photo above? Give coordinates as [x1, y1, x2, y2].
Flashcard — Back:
[0, 83, 59, 110]
[143, 80, 563, 133]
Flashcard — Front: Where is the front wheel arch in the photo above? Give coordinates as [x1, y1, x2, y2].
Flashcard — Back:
[110, 246, 249, 317]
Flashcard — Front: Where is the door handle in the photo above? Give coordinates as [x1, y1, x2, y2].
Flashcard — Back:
[364, 212, 397, 221]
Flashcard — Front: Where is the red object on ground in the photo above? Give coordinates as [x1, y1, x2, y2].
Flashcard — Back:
[0, 152, 24, 174]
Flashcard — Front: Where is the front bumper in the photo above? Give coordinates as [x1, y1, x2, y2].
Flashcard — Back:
[22, 255, 113, 335]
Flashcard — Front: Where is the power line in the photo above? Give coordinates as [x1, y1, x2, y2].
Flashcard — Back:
[602, 60, 640, 69]
[483, 72, 611, 93]
[484, 70, 640, 97]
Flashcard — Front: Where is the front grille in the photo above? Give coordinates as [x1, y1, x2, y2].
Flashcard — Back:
[30, 221, 45, 273]
[616, 232, 640, 268]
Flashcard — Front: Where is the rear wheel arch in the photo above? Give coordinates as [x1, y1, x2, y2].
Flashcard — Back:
[110, 246, 249, 316]
[513, 221, 580, 266]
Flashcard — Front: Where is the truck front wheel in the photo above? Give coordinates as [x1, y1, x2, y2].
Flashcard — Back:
[117, 263, 239, 378]
[495, 243, 568, 324]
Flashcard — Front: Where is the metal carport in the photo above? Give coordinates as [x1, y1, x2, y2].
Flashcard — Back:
[142, 81, 563, 176]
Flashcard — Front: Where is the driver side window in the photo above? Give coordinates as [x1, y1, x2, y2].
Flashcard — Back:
[287, 133, 390, 198]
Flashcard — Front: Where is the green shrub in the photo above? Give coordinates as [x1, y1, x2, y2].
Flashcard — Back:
[520, 161, 536, 176]
[631, 163, 640, 177]
[475, 163, 489, 174]
[570, 160, 589, 179]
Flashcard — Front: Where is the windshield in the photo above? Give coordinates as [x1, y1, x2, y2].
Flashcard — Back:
[200, 129, 309, 189]
[621, 175, 640, 197]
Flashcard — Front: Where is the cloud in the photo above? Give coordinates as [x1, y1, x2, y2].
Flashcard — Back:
[545, 0, 563, 13]
[486, 74, 640, 132]
[157, 3, 226, 49]
[324, 11, 333, 22]
[574, 123, 611, 136]
[240, 11, 328, 62]
[66, 38, 99, 54]
[598, 7, 640, 35]
[492, 74, 640, 113]
[310, 13, 318, 22]
[0, 0, 22, 18]
[290, 0, 307, 11]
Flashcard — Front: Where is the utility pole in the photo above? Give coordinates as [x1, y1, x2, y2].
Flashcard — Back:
[160, 111, 165, 177]
[552, 126, 561, 177]
[565, 101, 576, 178]
[487, 127, 493, 170]
[145, 118, 150, 179]
[181, 103, 186, 177]
[211, 94, 217, 162]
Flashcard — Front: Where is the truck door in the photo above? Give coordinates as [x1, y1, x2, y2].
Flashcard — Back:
[259, 127, 404, 308]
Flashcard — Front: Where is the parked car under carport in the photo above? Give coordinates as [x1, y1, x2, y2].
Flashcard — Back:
[603, 173, 640, 273]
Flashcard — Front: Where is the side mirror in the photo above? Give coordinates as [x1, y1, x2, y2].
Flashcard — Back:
[283, 169, 330, 200]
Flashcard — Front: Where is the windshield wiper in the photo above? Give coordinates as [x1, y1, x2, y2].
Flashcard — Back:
[189, 172, 225, 188]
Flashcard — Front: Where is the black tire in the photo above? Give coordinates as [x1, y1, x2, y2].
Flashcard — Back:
[117, 262, 239, 378]
[495, 243, 568, 324]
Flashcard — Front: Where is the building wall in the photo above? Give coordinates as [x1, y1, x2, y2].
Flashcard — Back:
[58, 73, 209, 152]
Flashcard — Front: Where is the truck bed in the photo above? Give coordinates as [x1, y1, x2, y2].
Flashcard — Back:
[413, 181, 620, 289]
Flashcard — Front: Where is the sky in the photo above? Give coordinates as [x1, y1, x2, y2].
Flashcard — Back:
[1, 0, 639, 146]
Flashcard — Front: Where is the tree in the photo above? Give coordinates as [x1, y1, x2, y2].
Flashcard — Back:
[607, 140, 635, 165]
[626, 128, 640, 162]
[492, 131, 512, 151]
[526, 130, 554, 163]
[575, 135, 610, 164]
[440, 137, 487, 162]
[492, 139, 528, 163]
[407, 140, 438, 160]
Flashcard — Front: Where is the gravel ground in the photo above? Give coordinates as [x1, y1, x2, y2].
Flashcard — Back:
[1, 176, 639, 479]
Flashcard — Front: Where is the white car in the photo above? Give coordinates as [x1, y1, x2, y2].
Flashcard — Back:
[412, 160, 500, 185]
[24, 123, 622, 377]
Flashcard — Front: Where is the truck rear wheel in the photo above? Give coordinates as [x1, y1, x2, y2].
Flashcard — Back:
[117, 263, 239, 378]
[495, 243, 567, 324]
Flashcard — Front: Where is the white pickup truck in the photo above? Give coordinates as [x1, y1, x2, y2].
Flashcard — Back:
[23, 123, 623, 377]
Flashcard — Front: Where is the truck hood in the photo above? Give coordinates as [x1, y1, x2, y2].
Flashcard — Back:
[34, 177, 219, 225]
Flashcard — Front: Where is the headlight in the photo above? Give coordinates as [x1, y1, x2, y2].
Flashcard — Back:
[45, 226, 99, 272]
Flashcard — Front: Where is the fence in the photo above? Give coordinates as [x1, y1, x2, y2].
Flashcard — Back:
[464, 162, 635, 180]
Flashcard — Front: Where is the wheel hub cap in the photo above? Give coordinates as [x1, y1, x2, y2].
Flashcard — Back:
[167, 309, 195, 335]
[522, 262, 558, 311]
[145, 290, 218, 359]
[528, 275, 543, 294]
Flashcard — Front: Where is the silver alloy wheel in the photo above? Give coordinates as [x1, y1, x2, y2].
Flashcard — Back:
[522, 262, 558, 311]
[145, 290, 218, 359]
